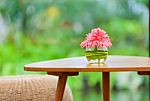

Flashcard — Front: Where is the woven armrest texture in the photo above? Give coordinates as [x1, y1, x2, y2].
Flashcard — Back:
[0, 75, 73, 101]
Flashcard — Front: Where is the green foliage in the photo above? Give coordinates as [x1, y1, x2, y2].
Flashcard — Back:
[0, 0, 149, 92]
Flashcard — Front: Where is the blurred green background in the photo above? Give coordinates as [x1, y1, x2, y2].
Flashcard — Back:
[0, 0, 149, 101]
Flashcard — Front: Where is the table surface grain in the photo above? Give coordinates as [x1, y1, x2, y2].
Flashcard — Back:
[24, 55, 150, 72]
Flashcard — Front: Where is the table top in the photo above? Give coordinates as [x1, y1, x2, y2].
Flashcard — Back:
[24, 55, 150, 72]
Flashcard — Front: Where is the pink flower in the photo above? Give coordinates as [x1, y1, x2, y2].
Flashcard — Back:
[80, 27, 112, 48]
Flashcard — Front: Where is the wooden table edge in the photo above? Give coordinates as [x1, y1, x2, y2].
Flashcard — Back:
[24, 67, 150, 72]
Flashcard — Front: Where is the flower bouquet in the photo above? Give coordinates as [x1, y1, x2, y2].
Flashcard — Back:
[80, 27, 112, 64]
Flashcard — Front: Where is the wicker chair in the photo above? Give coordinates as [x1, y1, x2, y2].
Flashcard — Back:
[0, 75, 73, 101]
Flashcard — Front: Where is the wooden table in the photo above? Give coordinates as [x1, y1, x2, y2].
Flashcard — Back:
[24, 55, 150, 101]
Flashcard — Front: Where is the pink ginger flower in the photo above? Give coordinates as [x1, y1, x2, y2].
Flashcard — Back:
[80, 27, 112, 48]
